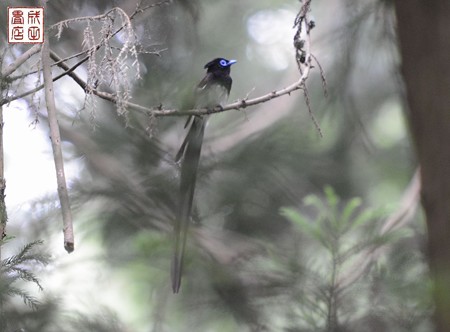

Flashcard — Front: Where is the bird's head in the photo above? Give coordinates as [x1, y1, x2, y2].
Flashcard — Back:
[204, 58, 237, 75]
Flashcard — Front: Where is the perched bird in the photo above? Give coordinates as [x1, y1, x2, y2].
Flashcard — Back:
[171, 58, 237, 293]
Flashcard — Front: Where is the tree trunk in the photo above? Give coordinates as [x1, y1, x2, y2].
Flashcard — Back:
[394, 1, 450, 331]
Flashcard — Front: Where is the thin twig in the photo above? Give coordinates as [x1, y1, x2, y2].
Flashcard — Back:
[0, 55, 90, 106]
[41, 1, 74, 253]
[294, 0, 312, 27]
[49, 7, 123, 31]
[1, 44, 42, 78]
[303, 87, 323, 137]
[8, 1, 166, 82]
[0, 104, 6, 259]
[49, 2, 165, 65]
[131, 0, 172, 19]
[0, 53, 7, 251]
[292, 0, 322, 136]
[311, 53, 328, 97]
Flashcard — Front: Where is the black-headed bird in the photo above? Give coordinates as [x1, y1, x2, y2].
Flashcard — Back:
[171, 58, 237, 293]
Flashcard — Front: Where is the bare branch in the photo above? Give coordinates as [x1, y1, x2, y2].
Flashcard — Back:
[0, 55, 89, 106]
[6, 2, 167, 83]
[43, 0, 314, 122]
[8, 2, 158, 84]
[50, 50, 312, 120]
[154, 75, 311, 117]
[49, 7, 123, 31]
[294, 0, 314, 74]
[132, 0, 172, 19]
[0, 104, 7, 259]
[47, 1, 169, 73]
[303, 87, 323, 137]
[311, 53, 328, 97]
[1, 44, 41, 78]
[41, 4, 74, 253]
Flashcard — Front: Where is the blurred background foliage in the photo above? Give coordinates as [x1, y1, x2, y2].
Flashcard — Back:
[0, 0, 428, 331]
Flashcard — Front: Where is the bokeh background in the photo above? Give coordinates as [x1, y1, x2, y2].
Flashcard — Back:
[0, 0, 428, 331]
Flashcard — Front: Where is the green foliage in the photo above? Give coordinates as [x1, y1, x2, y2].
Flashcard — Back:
[62, 308, 126, 332]
[1, 240, 50, 309]
[279, 186, 431, 332]
[0, 240, 50, 330]
[0, 242, 127, 332]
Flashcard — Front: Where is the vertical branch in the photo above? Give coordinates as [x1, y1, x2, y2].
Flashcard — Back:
[41, 1, 74, 253]
[326, 228, 339, 331]
[293, 0, 322, 137]
[0, 105, 6, 260]
[293, 0, 313, 74]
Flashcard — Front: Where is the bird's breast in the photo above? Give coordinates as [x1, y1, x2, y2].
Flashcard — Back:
[196, 83, 229, 108]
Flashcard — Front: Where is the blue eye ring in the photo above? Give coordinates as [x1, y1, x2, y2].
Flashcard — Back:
[219, 59, 228, 67]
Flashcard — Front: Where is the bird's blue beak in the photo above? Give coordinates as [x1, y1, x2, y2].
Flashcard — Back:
[227, 59, 237, 66]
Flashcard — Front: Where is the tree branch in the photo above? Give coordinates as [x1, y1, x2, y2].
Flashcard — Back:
[45, 0, 314, 119]
[50, 48, 311, 118]
[41, 3, 74, 253]
[0, 104, 7, 259]
[5, 2, 166, 86]
[0, 53, 91, 107]
[5, 0, 313, 126]
[1, 44, 41, 78]
[48, 2, 166, 71]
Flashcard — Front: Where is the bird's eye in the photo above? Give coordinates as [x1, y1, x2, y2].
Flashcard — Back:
[219, 59, 228, 67]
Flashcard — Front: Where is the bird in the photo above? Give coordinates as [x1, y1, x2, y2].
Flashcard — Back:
[171, 57, 237, 293]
